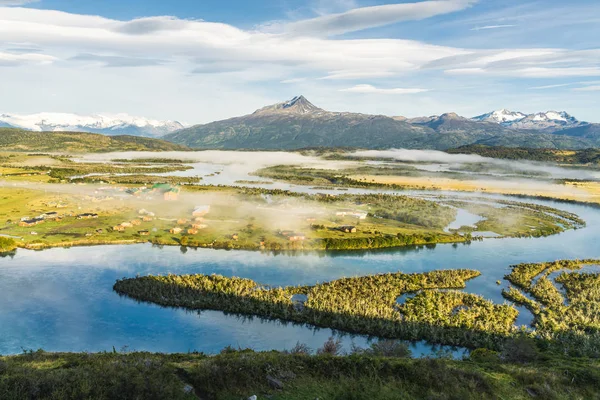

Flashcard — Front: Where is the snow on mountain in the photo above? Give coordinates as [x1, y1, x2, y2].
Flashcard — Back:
[472, 110, 587, 132]
[472, 109, 527, 124]
[253, 95, 324, 115]
[0, 112, 185, 137]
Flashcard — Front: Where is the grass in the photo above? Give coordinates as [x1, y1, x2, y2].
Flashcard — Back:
[1, 349, 599, 400]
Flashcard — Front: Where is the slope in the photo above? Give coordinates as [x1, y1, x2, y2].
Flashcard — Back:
[0, 128, 189, 152]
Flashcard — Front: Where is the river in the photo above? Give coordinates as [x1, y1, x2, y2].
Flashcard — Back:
[1, 194, 599, 356]
[2, 153, 600, 357]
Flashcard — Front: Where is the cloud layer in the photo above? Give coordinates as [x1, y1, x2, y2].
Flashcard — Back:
[0, 1, 599, 122]
[341, 84, 429, 94]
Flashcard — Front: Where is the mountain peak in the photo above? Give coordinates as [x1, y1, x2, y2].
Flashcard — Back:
[440, 112, 462, 120]
[253, 95, 323, 115]
[473, 109, 527, 124]
[472, 109, 586, 132]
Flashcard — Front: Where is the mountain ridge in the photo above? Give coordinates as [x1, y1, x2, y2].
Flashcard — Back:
[473, 109, 587, 132]
[165, 96, 600, 150]
[0, 112, 184, 137]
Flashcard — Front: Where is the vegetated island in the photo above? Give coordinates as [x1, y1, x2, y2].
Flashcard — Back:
[0, 182, 581, 252]
[114, 269, 521, 351]
[115, 260, 600, 358]
[503, 259, 600, 355]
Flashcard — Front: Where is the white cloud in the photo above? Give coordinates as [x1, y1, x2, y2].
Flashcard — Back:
[0, 51, 55, 66]
[470, 24, 515, 31]
[573, 85, 600, 92]
[0, 0, 38, 5]
[340, 84, 429, 94]
[280, 78, 307, 84]
[284, 0, 479, 36]
[446, 67, 600, 78]
[0, 6, 467, 79]
[528, 83, 572, 90]
[0, 2, 599, 122]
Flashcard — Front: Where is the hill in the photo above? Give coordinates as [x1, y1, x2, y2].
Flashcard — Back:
[1, 349, 599, 399]
[448, 144, 600, 165]
[165, 96, 600, 150]
[555, 123, 600, 139]
[0, 128, 189, 152]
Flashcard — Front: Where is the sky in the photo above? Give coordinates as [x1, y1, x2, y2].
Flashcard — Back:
[0, 0, 599, 124]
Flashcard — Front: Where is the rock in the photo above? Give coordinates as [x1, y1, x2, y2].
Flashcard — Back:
[183, 384, 194, 394]
[526, 388, 537, 397]
[266, 375, 284, 390]
[247, 396, 257, 400]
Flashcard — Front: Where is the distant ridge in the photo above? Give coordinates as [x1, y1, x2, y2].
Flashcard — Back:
[164, 97, 600, 150]
[0, 112, 184, 137]
[473, 109, 587, 132]
[164, 96, 600, 150]
[0, 127, 189, 153]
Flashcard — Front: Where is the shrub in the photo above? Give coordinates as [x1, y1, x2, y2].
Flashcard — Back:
[317, 337, 343, 356]
[368, 340, 412, 358]
[0, 237, 16, 252]
[469, 348, 499, 363]
[501, 336, 539, 363]
[288, 341, 311, 355]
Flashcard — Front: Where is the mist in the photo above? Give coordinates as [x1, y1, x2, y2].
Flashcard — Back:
[351, 149, 600, 181]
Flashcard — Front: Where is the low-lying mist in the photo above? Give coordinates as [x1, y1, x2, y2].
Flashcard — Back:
[351, 149, 600, 181]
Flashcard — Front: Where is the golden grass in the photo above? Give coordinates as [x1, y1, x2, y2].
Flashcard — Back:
[352, 175, 600, 204]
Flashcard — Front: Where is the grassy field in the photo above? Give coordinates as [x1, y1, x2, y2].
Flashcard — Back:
[1, 348, 599, 400]
[0, 183, 578, 252]
[0, 185, 464, 251]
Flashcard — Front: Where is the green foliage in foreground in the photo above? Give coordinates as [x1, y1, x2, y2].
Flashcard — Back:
[1, 349, 599, 400]
[0, 128, 188, 153]
[114, 270, 519, 350]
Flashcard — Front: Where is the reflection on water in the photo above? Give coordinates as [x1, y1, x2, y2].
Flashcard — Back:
[4, 152, 600, 357]
[1, 193, 599, 357]
[445, 207, 485, 232]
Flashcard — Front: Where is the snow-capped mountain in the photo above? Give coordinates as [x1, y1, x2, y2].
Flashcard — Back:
[253, 95, 324, 116]
[0, 112, 185, 137]
[472, 110, 587, 132]
[472, 109, 527, 124]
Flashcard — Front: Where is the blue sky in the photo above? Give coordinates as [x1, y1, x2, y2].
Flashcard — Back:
[0, 0, 599, 123]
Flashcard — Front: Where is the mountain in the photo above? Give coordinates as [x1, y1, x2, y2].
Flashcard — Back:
[165, 96, 600, 150]
[472, 109, 527, 124]
[473, 110, 586, 132]
[407, 112, 523, 149]
[555, 123, 600, 139]
[0, 127, 189, 153]
[0, 112, 184, 137]
[165, 96, 439, 150]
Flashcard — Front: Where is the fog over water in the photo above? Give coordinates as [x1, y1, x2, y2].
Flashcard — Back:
[2, 150, 599, 357]
[352, 149, 600, 181]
